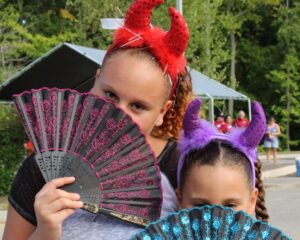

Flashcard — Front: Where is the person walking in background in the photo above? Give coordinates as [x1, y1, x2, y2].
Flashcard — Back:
[234, 110, 249, 128]
[264, 116, 281, 163]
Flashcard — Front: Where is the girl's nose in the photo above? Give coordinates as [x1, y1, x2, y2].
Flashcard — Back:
[116, 101, 128, 114]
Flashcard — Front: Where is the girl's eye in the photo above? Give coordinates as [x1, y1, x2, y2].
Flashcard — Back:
[131, 103, 145, 111]
[194, 203, 209, 208]
[104, 91, 118, 101]
[225, 203, 237, 208]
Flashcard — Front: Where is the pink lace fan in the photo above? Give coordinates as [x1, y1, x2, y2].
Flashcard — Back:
[13, 88, 162, 226]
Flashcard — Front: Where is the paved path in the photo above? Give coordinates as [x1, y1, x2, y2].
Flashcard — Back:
[0, 209, 6, 238]
[259, 152, 299, 179]
[264, 177, 300, 239]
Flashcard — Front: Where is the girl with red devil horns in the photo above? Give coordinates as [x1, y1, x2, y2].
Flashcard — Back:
[3, 0, 193, 239]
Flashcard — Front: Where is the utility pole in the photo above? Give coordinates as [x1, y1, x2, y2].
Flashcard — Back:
[101, 1, 183, 30]
[176, 0, 183, 14]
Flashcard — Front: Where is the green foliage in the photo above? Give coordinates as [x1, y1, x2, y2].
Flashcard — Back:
[185, 0, 229, 82]
[267, 48, 300, 149]
[0, 1, 77, 82]
[236, 0, 300, 151]
[0, 105, 25, 196]
[65, 0, 131, 48]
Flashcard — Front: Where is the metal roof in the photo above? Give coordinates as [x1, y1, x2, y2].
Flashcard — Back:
[190, 68, 248, 100]
[0, 42, 248, 102]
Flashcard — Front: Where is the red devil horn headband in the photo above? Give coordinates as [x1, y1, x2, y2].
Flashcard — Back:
[105, 0, 190, 98]
[165, 7, 190, 57]
[125, 0, 163, 30]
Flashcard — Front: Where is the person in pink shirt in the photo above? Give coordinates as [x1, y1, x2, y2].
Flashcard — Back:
[234, 110, 249, 128]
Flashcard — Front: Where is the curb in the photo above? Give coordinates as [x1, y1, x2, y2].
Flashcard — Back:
[262, 165, 296, 179]
[0, 210, 7, 222]
[0, 210, 6, 238]
[0, 210, 7, 226]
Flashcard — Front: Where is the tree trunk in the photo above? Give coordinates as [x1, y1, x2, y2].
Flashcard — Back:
[285, 0, 290, 151]
[286, 69, 291, 151]
[229, 31, 237, 116]
[205, 1, 211, 76]
[0, 44, 7, 77]
[17, 0, 24, 12]
[0, 46, 5, 69]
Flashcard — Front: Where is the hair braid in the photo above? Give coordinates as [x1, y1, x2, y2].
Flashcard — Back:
[255, 159, 269, 222]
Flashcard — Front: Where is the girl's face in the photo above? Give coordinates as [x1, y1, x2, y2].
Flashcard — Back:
[91, 51, 172, 137]
[268, 118, 275, 124]
[176, 164, 258, 216]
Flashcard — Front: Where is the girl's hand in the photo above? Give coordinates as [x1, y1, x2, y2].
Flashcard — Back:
[29, 177, 83, 240]
[268, 133, 274, 139]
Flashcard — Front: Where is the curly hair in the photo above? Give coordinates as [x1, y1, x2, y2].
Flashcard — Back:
[102, 48, 193, 140]
[255, 159, 270, 222]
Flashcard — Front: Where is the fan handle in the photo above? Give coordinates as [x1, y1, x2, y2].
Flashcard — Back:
[82, 202, 149, 227]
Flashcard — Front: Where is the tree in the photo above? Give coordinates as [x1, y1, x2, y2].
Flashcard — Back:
[65, 0, 130, 48]
[184, 0, 229, 82]
[267, 0, 300, 150]
[0, 1, 27, 82]
[0, 0, 78, 196]
[219, 0, 280, 115]
[0, 0, 78, 82]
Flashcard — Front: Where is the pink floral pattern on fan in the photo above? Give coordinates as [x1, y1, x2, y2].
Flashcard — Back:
[59, 99, 68, 149]
[61, 92, 76, 147]
[97, 133, 135, 160]
[13, 88, 162, 224]
[50, 90, 58, 149]
[76, 103, 111, 154]
[41, 94, 54, 149]
[104, 152, 150, 176]
[100, 169, 155, 190]
[106, 118, 129, 137]
[103, 204, 153, 219]
[68, 101, 83, 149]
[32, 94, 44, 151]
[103, 189, 151, 199]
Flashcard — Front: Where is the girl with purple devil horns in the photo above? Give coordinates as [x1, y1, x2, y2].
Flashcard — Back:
[176, 98, 269, 221]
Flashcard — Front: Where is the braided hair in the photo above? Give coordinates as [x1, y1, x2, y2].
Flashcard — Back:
[255, 159, 269, 222]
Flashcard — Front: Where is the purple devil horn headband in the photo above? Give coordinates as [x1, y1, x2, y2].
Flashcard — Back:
[177, 98, 266, 187]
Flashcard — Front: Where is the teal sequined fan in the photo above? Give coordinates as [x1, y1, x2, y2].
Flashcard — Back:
[131, 205, 291, 240]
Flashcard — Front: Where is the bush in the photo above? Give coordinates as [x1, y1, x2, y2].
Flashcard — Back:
[0, 104, 25, 196]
